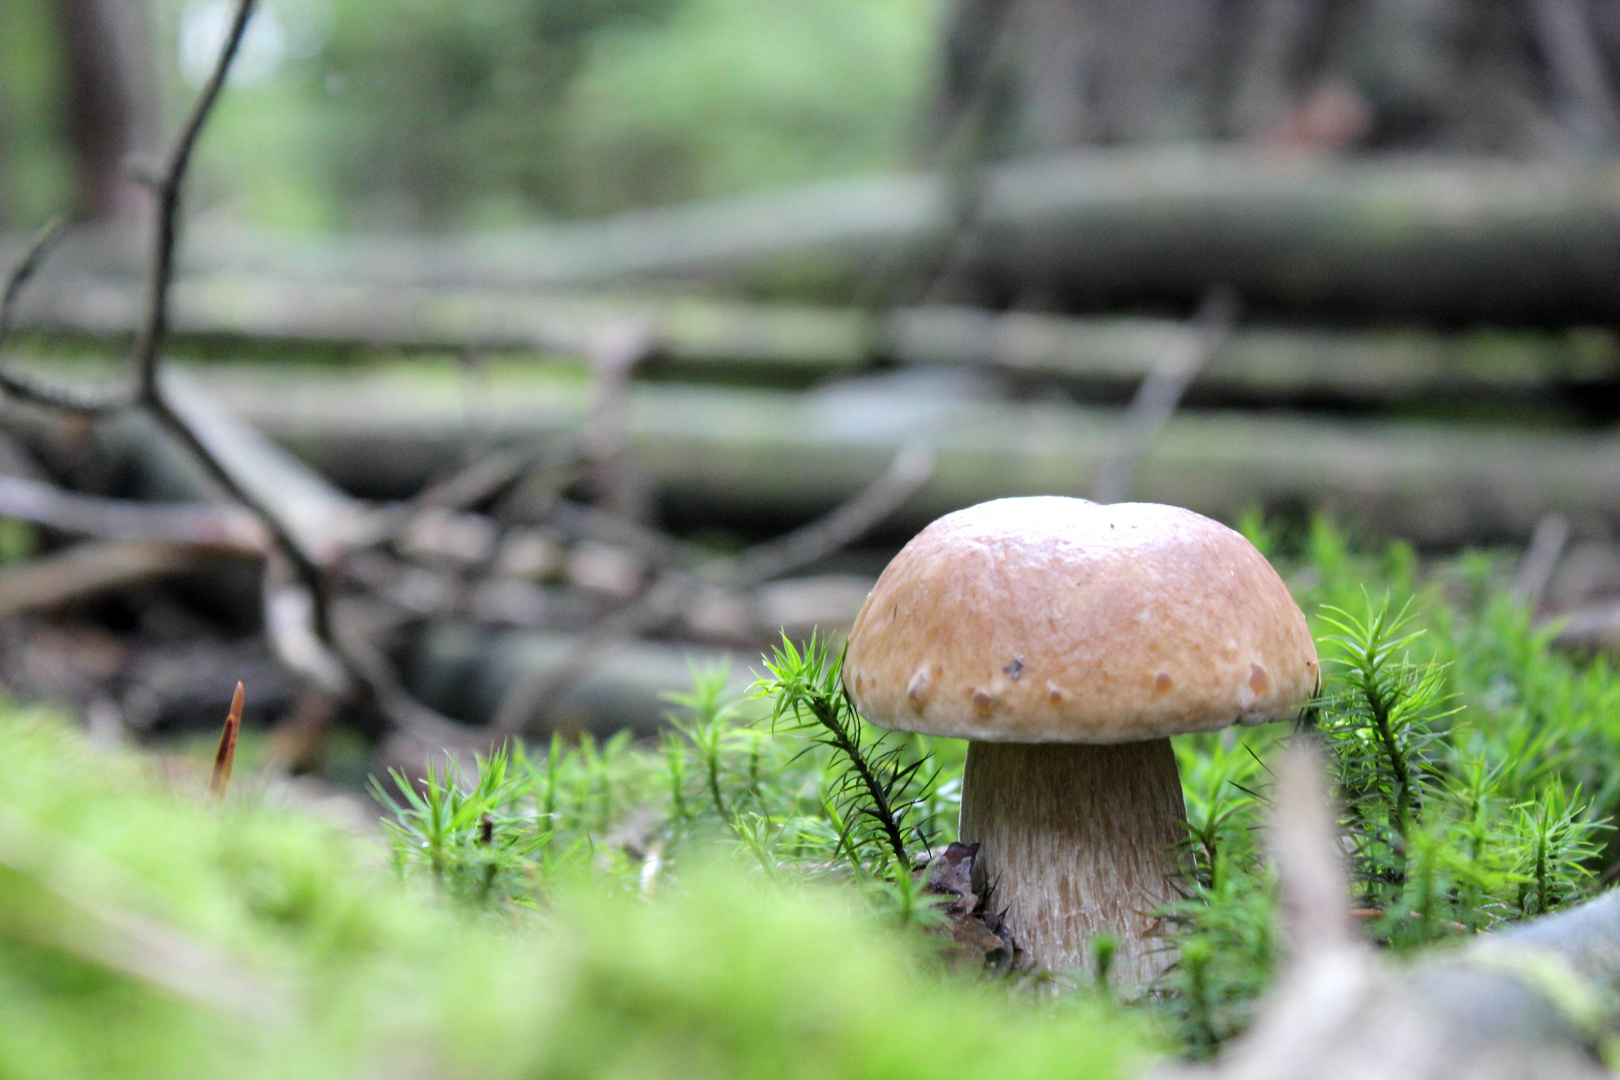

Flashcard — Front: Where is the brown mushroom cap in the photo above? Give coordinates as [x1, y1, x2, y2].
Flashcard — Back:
[842, 497, 1319, 743]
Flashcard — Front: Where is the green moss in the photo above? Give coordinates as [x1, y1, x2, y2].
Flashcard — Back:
[0, 705, 1147, 1078]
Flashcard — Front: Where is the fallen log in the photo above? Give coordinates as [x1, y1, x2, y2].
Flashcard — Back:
[159, 373, 370, 568]
[0, 473, 267, 554]
[12, 275, 1620, 400]
[190, 364, 1620, 547]
[15, 149, 1620, 321]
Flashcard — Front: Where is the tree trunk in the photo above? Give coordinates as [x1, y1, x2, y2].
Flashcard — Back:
[54, 0, 156, 221]
[940, 0, 1620, 158]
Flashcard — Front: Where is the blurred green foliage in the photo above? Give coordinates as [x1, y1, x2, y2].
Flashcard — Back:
[0, 0, 73, 225]
[305, 0, 678, 224]
[557, 0, 940, 215]
[181, 0, 941, 229]
[0, 704, 1145, 1079]
[0, 0, 940, 228]
[1163, 517, 1620, 1052]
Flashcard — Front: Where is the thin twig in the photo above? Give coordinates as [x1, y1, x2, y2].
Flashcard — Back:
[0, 0, 475, 751]
[489, 576, 689, 737]
[362, 447, 536, 547]
[1092, 287, 1238, 504]
[492, 445, 590, 525]
[1531, 0, 1620, 149]
[548, 497, 706, 570]
[730, 442, 934, 586]
[0, 366, 133, 414]
[120, 0, 335, 624]
[0, 473, 268, 553]
[584, 321, 654, 520]
[490, 443, 934, 737]
[0, 0, 259, 417]
[132, 0, 258, 402]
[330, 605, 489, 747]
[411, 447, 533, 513]
[0, 216, 67, 343]
[0, 217, 133, 414]
[1512, 512, 1571, 614]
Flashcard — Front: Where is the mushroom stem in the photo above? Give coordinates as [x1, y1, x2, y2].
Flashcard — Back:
[959, 737, 1186, 985]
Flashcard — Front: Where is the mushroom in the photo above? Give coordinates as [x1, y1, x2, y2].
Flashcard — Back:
[841, 497, 1318, 984]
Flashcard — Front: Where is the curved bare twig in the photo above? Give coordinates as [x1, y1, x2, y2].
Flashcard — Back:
[1092, 286, 1238, 504]
[132, 0, 258, 401]
[0, 218, 134, 414]
[489, 442, 936, 738]
[0, 217, 66, 343]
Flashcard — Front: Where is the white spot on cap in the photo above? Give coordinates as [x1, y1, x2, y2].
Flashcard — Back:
[906, 667, 930, 712]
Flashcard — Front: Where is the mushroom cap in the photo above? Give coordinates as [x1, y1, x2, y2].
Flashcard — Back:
[841, 497, 1319, 743]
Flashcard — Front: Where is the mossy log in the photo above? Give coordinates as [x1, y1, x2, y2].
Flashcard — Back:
[191, 365, 1620, 547]
[14, 274, 1620, 400]
[16, 149, 1620, 321]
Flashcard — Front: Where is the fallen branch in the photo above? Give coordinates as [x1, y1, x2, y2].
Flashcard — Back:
[489, 443, 934, 737]
[0, 473, 267, 553]
[158, 373, 368, 568]
[584, 322, 655, 520]
[1513, 512, 1573, 614]
[1549, 598, 1620, 653]
[1092, 287, 1237, 504]
[0, 540, 218, 619]
[408, 620, 754, 736]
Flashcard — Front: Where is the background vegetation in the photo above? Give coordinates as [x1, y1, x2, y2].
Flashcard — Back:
[0, 0, 943, 230]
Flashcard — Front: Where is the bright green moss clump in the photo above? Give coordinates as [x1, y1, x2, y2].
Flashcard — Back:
[0, 708, 1147, 1080]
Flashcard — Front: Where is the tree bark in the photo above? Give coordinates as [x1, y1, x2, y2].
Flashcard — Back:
[15, 275, 1620, 401]
[53, 0, 156, 221]
[16, 149, 1620, 321]
[15, 273, 1617, 400]
[938, 0, 1620, 157]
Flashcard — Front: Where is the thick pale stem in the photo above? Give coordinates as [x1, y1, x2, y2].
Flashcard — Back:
[959, 738, 1186, 985]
